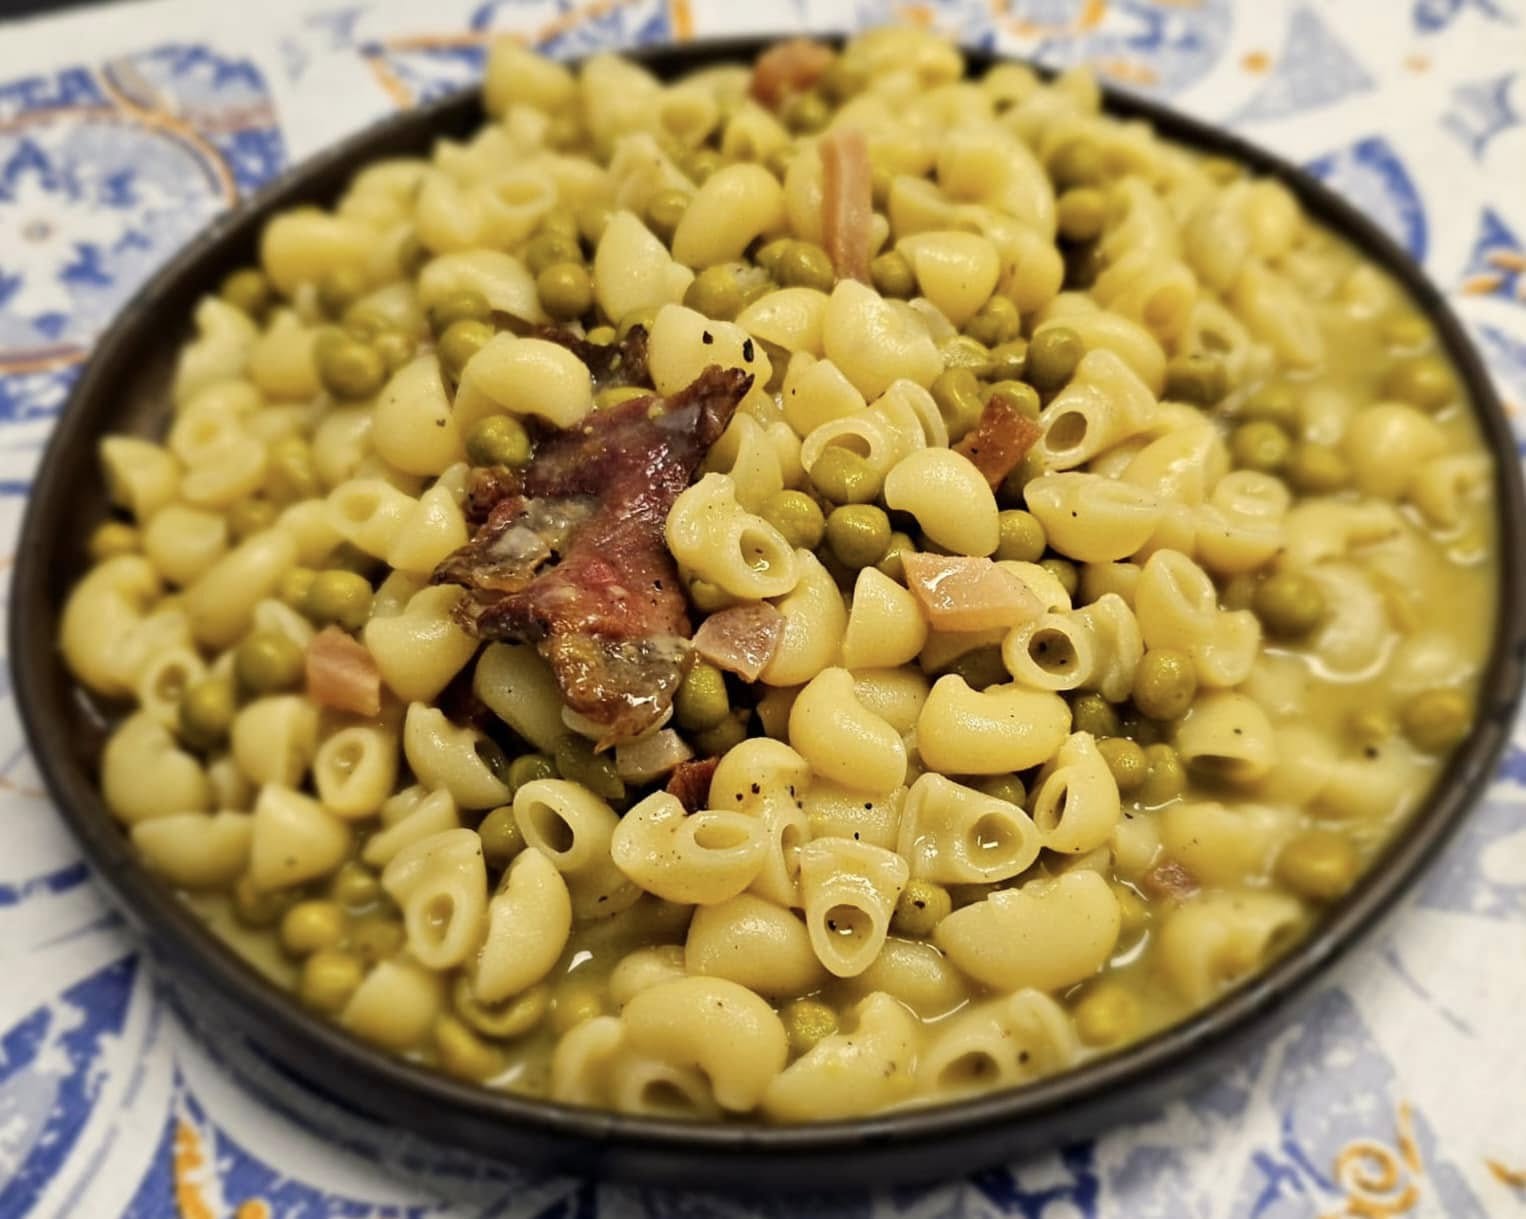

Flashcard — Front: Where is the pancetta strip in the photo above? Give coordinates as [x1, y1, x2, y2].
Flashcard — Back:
[692, 603, 785, 682]
[902, 553, 1044, 633]
[820, 126, 873, 283]
[305, 627, 382, 718]
[750, 37, 834, 109]
[954, 396, 1044, 489]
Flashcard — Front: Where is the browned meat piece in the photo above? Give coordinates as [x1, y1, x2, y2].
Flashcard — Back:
[953, 396, 1044, 490]
[1139, 859, 1200, 902]
[666, 756, 720, 813]
[537, 324, 651, 389]
[435, 366, 752, 747]
[820, 126, 873, 283]
[750, 38, 834, 109]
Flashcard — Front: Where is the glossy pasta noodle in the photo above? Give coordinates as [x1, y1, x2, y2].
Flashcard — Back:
[65, 29, 1499, 1122]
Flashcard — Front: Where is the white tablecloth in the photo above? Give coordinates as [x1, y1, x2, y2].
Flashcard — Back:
[2, 2, 1524, 1215]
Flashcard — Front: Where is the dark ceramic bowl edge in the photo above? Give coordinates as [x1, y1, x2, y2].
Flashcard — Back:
[10, 37, 1526, 1189]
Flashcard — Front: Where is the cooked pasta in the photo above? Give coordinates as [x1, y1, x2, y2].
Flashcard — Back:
[63, 30, 1499, 1125]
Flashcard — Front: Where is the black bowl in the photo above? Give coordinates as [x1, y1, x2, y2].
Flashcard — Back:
[11, 37, 1526, 1191]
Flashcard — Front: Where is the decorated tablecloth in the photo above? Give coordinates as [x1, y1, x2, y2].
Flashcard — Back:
[1, 1, 1524, 1215]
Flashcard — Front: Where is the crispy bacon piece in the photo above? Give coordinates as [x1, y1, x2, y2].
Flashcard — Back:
[692, 603, 784, 682]
[305, 627, 382, 718]
[902, 553, 1044, 633]
[954, 396, 1044, 489]
[750, 38, 834, 109]
[435, 366, 751, 747]
[537, 324, 651, 389]
[666, 756, 720, 813]
[820, 126, 873, 283]
[1139, 860, 1200, 902]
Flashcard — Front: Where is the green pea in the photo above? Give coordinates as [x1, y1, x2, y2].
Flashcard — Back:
[985, 380, 1041, 424]
[235, 630, 305, 694]
[761, 489, 825, 550]
[427, 289, 491, 335]
[371, 328, 416, 373]
[1230, 419, 1292, 473]
[1071, 692, 1121, 739]
[539, 211, 581, 244]
[1097, 736, 1148, 794]
[1253, 570, 1326, 638]
[1275, 829, 1359, 901]
[870, 249, 917, 299]
[1138, 742, 1186, 805]
[693, 709, 750, 757]
[280, 899, 348, 957]
[995, 510, 1046, 562]
[687, 576, 736, 613]
[776, 241, 836, 292]
[965, 295, 1021, 347]
[524, 229, 583, 276]
[220, 267, 274, 318]
[300, 949, 364, 1013]
[1040, 557, 1080, 601]
[1056, 186, 1106, 242]
[395, 232, 430, 277]
[1286, 441, 1351, 494]
[505, 755, 557, 799]
[891, 879, 953, 937]
[754, 237, 793, 276]
[328, 542, 379, 577]
[584, 324, 617, 346]
[464, 414, 532, 470]
[349, 917, 405, 963]
[674, 661, 730, 733]
[683, 148, 724, 184]
[1026, 326, 1084, 391]
[643, 190, 690, 245]
[87, 520, 139, 561]
[782, 998, 839, 1057]
[316, 330, 387, 400]
[179, 677, 236, 749]
[781, 89, 831, 133]
[983, 338, 1030, 383]
[1164, 353, 1228, 405]
[810, 445, 882, 504]
[266, 436, 319, 504]
[820, 55, 869, 102]
[617, 306, 658, 340]
[869, 164, 893, 209]
[329, 860, 381, 909]
[876, 531, 915, 583]
[1074, 982, 1139, 1047]
[303, 569, 373, 631]
[1132, 648, 1197, 721]
[1381, 313, 1432, 352]
[576, 202, 613, 246]
[478, 805, 525, 868]
[977, 774, 1027, 807]
[553, 734, 625, 800]
[684, 265, 745, 321]
[1049, 138, 1105, 189]
[1241, 382, 1298, 428]
[1384, 355, 1454, 411]
[536, 261, 594, 322]
[317, 266, 367, 318]
[277, 569, 315, 613]
[233, 874, 293, 929]
[999, 449, 1046, 505]
[931, 367, 986, 440]
[1400, 687, 1472, 754]
[437, 318, 494, 383]
[1346, 706, 1396, 750]
[944, 645, 1008, 691]
[826, 504, 892, 569]
[1080, 562, 1136, 605]
[940, 335, 991, 371]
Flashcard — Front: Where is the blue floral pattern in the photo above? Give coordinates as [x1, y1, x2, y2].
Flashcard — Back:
[1, 1, 1525, 1215]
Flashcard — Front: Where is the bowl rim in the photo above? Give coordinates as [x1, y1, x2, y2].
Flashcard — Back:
[11, 34, 1526, 1163]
